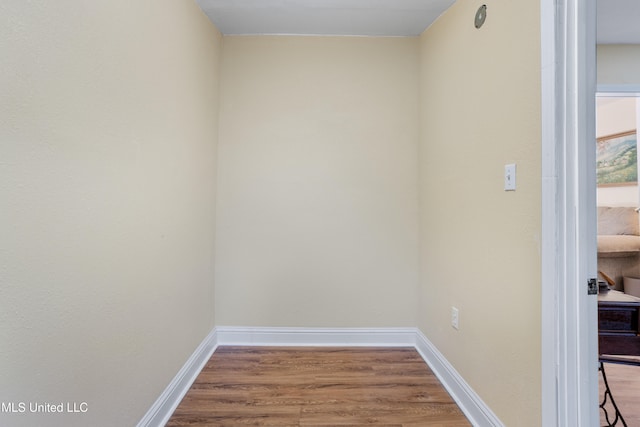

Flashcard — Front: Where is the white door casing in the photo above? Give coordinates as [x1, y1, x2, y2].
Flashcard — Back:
[541, 0, 599, 425]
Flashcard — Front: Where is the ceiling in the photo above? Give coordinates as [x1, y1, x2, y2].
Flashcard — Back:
[597, 0, 640, 44]
[195, 0, 455, 37]
[197, 0, 640, 43]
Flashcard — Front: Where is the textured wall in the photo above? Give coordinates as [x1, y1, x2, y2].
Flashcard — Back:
[214, 36, 421, 327]
[0, 1, 221, 426]
[418, 1, 542, 425]
[597, 44, 640, 86]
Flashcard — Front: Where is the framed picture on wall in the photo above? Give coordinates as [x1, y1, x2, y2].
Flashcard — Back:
[596, 129, 638, 186]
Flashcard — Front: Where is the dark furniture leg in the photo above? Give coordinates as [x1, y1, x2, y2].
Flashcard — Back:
[599, 361, 627, 427]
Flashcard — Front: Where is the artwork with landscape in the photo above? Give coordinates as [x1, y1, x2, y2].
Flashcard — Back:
[596, 130, 638, 186]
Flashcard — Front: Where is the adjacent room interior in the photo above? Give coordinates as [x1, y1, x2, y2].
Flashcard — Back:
[596, 96, 640, 291]
[595, 94, 640, 426]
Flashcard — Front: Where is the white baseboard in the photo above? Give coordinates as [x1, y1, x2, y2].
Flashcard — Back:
[215, 326, 417, 347]
[136, 328, 219, 427]
[138, 326, 502, 427]
[414, 329, 504, 427]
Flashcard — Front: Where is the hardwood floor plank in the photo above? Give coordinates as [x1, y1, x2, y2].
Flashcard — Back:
[298, 402, 466, 424]
[166, 346, 471, 426]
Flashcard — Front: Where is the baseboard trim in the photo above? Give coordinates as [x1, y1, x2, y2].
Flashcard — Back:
[138, 326, 502, 427]
[414, 329, 504, 427]
[136, 328, 219, 427]
[215, 326, 417, 347]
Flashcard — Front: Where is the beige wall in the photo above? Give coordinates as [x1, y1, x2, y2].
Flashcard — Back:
[597, 45, 640, 86]
[0, 1, 221, 426]
[215, 36, 421, 327]
[597, 98, 637, 137]
[418, 1, 541, 425]
[2, 1, 549, 424]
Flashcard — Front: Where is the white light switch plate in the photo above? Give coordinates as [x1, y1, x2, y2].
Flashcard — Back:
[504, 163, 516, 191]
[451, 307, 459, 330]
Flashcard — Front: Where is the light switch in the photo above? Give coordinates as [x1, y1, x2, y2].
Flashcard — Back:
[504, 163, 516, 191]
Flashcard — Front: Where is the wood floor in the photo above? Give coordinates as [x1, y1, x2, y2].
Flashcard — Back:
[167, 346, 471, 426]
[599, 361, 640, 427]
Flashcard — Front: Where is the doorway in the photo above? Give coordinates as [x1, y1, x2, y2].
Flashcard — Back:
[542, 1, 640, 425]
[541, 0, 598, 425]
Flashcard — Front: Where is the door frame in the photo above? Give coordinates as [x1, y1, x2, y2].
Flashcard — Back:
[541, 0, 599, 425]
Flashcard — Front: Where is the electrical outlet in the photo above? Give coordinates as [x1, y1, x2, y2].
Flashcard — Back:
[451, 307, 459, 330]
